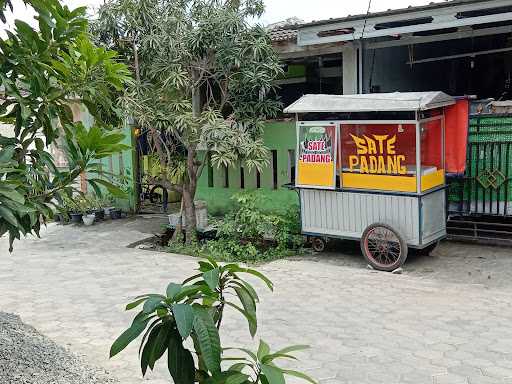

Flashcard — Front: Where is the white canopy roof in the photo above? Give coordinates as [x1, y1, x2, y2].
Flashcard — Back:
[284, 92, 455, 113]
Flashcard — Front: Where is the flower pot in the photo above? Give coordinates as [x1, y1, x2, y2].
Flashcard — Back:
[168, 213, 182, 227]
[82, 214, 95, 226]
[93, 209, 105, 221]
[70, 212, 83, 224]
[104, 206, 115, 216]
[54, 213, 62, 222]
[110, 209, 122, 220]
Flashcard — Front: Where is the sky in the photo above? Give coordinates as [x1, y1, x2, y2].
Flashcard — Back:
[3, 0, 446, 31]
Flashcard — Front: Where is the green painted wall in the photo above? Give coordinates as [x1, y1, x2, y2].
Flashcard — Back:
[196, 121, 299, 215]
[80, 103, 137, 212]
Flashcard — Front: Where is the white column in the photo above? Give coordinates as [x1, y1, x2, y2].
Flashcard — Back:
[342, 44, 358, 95]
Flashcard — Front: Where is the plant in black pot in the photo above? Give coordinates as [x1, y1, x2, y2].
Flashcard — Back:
[110, 207, 122, 220]
[89, 195, 105, 221]
[63, 196, 83, 224]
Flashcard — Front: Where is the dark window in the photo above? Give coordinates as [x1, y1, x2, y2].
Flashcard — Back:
[207, 154, 213, 188]
[456, 6, 512, 19]
[271, 150, 278, 190]
[288, 150, 296, 184]
[224, 165, 229, 188]
[317, 27, 354, 37]
[256, 170, 261, 188]
[240, 165, 245, 189]
[374, 17, 433, 30]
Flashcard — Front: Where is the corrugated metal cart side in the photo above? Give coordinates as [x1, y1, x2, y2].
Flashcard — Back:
[300, 188, 446, 248]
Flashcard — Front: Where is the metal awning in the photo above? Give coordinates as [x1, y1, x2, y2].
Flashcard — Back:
[283, 92, 455, 113]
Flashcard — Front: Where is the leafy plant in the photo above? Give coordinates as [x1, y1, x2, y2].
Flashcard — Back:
[166, 192, 303, 263]
[111, 258, 315, 384]
[225, 340, 316, 384]
[93, 0, 283, 242]
[0, 0, 131, 251]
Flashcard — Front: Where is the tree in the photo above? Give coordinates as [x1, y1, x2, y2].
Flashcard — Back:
[110, 257, 316, 384]
[0, 0, 132, 251]
[93, 0, 282, 242]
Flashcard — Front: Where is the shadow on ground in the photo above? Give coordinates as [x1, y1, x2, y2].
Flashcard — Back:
[297, 238, 512, 289]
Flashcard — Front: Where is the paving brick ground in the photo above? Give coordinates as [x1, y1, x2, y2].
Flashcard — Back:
[1, 217, 512, 384]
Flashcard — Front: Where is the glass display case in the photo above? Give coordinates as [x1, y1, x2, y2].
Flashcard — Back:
[339, 116, 444, 193]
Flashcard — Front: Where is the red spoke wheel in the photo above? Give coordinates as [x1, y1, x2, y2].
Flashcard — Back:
[311, 237, 326, 252]
[361, 223, 407, 272]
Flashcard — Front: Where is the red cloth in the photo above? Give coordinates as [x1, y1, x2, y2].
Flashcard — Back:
[445, 99, 469, 174]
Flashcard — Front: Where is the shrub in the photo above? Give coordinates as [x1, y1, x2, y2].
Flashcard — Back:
[167, 192, 303, 263]
[110, 257, 316, 384]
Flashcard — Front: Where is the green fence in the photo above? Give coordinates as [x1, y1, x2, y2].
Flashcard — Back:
[448, 115, 512, 216]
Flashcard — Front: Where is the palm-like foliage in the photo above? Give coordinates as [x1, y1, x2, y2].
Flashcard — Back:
[92, 0, 283, 240]
[0, 0, 132, 250]
[111, 258, 315, 384]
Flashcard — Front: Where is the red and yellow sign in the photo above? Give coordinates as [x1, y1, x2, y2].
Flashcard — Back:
[297, 124, 337, 188]
[348, 134, 407, 175]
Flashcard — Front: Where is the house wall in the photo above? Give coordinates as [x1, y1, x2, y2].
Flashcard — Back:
[76, 104, 136, 212]
[196, 121, 299, 215]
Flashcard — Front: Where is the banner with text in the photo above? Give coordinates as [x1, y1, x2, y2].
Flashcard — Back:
[297, 123, 337, 189]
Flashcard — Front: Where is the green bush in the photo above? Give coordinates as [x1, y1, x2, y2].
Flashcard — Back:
[111, 257, 316, 384]
[168, 192, 303, 263]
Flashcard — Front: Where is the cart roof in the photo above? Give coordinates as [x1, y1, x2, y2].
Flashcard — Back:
[284, 92, 455, 113]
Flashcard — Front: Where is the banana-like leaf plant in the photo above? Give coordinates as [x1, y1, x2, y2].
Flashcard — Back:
[111, 258, 316, 384]
[0, 0, 132, 250]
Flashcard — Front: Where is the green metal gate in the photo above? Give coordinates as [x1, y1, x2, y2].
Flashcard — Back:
[447, 115, 512, 242]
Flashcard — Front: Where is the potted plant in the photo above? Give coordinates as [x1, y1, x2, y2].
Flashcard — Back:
[90, 195, 105, 220]
[110, 207, 122, 220]
[102, 195, 115, 217]
[82, 212, 95, 226]
[78, 197, 95, 226]
[66, 197, 83, 224]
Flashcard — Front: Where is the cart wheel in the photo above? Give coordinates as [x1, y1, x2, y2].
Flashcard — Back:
[361, 223, 408, 272]
[311, 237, 326, 252]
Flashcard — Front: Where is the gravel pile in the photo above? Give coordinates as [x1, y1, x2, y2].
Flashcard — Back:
[0, 312, 117, 384]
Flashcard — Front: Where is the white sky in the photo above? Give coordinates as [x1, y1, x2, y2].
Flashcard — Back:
[3, 0, 446, 31]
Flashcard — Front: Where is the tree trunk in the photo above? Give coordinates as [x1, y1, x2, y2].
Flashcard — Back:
[182, 144, 199, 244]
[182, 185, 197, 244]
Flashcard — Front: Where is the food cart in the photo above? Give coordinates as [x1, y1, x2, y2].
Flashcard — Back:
[284, 92, 455, 271]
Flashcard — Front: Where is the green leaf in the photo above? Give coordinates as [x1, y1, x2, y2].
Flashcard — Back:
[172, 303, 195, 339]
[168, 330, 195, 384]
[282, 369, 318, 384]
[228, 362, 247, 372]
[0, 146, 15, 163]
[0, 187, 25, 204]
[143, 297, 164, 314]
[226, 372, 250, 384]
[203, 268, 220, 291]
[126, 297, 147, 311]
[224, 302, 256, 337]
[228, 265, 273, 291]
[223, 347, 257, 361]
[88, 178, 126, 198]
[0, 206, 20, 228]
[257, 340, 270, 360]
[192, 306, 221, 374]
[141, 323, 161, 376]
[261, 353, 298, 364]
[260, 364, 285, 384]
[149, 323, 171, 369]
[174, 284, 209, 302]
[110, 316, 150, 358]
[234, 286, 256, 332]
[274, 345, 309, 355]
[166, 283, 182, 300]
